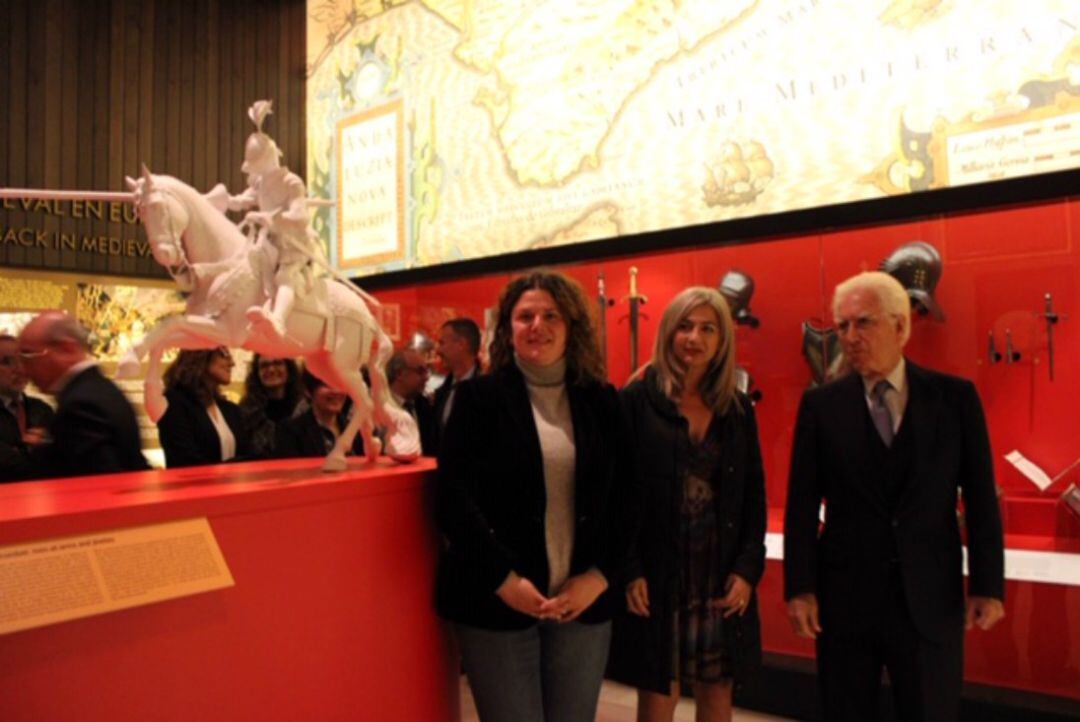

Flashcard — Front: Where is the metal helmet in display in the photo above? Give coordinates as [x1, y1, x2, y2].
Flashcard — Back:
[406, 330, 434, 353]
[734, 365, 763, 403]
[879, 241, 945, 321]
[718, 269, 759, 327]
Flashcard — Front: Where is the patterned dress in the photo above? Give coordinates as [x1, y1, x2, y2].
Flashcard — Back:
[673, 420, 731, 682]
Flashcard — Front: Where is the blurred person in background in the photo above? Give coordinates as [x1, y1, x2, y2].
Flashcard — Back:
[276, 369, 365, 458]
[387, 348, 438, 455]
[17, 311, 148, 477]
[0, 333, 54, 482]
[434, 317, 481, 434]
[157, 347, 252, 468]
[240, 354, 306, 458]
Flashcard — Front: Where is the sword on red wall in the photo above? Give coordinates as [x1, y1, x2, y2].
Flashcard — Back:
[622, 266, 648, 375]
[597, 270, 614, 371]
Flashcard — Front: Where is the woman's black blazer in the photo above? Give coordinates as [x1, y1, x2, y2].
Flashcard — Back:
[157, 386, 252, 468]
[435, 363, 635, 630]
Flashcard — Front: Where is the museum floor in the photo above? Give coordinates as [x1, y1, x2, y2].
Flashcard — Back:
[460, 678, 794, 721]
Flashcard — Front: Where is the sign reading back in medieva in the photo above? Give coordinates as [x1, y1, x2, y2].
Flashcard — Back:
[1, 197, 161, 277]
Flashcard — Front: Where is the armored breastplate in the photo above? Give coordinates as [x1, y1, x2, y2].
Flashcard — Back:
[255, 168, 300, 212]
[801, 321, 846, 387]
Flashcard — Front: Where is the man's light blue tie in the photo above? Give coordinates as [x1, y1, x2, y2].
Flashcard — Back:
[871, 380, 894, 448]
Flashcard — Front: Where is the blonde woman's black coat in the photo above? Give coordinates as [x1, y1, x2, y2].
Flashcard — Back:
[607, 368, 767, 694]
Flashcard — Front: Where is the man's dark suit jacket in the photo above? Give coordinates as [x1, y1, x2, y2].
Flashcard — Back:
[33, 366, 149, 478]
[0, 395, 54, 482]
[409, 394, 439, 456]
[157, 386, 252, 468]
[784, 360, 1004, 643]
[432, 374, 453, 430]
[432, 367, 477, 437]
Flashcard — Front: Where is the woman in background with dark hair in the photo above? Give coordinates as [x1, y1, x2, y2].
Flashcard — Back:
[608, 286, 766, 722]
[436, 269, 633, 722]
[275, 369, 364, 458]
[157, 347, 252, 468]
[240, 354, 306, 458]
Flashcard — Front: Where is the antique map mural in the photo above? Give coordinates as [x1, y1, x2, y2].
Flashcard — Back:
[306, 0, 1079, 276]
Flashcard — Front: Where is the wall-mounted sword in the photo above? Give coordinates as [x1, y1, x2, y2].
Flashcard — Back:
[623, 266, 648, 373]
[1043, 292, 1060, 381]
[597, 270, 614, 369]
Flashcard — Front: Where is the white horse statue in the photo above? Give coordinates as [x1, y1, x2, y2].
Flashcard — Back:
[115, 166, 414, 470]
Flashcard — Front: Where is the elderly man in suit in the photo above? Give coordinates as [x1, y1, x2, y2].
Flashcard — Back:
[17, 311, 149, 478]
[784, 271, 1004, 722]
[0, 334, 54, 482]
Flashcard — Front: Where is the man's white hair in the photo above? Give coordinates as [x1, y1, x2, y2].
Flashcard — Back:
[833, 271, 911, 344]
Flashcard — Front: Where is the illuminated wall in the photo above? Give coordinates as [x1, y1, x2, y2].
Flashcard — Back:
[307, 1, 1079, 277]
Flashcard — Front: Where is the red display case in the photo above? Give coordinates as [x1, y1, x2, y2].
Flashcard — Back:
[372, 197, 1080, 710]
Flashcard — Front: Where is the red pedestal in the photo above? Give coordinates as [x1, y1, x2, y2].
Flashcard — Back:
[0, 458, 459, 722]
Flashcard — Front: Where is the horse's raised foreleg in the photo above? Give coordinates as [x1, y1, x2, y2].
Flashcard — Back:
[125, 315, 236, 422]
[117, 314, 221, 378]
[304, 352, 379, 471]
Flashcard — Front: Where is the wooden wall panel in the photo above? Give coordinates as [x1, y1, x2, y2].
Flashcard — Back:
[0, 0, 307, 280]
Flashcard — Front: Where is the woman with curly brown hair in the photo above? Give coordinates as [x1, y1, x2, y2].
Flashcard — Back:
[239, 354, 306, 458]
[436, 269, 634, 722]
[156, 347, 252, 468]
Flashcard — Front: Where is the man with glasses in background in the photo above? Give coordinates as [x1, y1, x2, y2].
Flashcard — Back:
[387, 348, 438, 456]
[784, 271, 1004, 722]
[0, 334, 54, 482]
[433, 318, 481, 437]
[17, 311, 149, 478]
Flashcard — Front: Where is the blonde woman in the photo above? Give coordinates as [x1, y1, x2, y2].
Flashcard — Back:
[608, 286, 767, 722]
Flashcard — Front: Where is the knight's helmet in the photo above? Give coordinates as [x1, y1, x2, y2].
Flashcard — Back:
[879, 240, 946, 321]
[718, 269, 760, 327]
[406, 331, 434, 354]
[241, 100, 283, 175]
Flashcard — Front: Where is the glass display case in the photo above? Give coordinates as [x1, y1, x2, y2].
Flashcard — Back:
[373, 196, 1080, 706]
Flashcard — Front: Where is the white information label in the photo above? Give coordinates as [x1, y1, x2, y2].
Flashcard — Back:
[0, 517, 234, 635]
[946, 112, 1080, 187]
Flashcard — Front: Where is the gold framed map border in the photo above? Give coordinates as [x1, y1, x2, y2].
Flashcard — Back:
[928, 93, 1080, 189]
[335, 99, 407, 270]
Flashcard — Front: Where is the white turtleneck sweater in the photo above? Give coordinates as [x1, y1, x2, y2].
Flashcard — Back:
[516, 354, 576, 595]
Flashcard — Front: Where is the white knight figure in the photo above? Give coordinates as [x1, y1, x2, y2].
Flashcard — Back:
[1, 100, 422, 470]
[208, 100, 327, 341]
